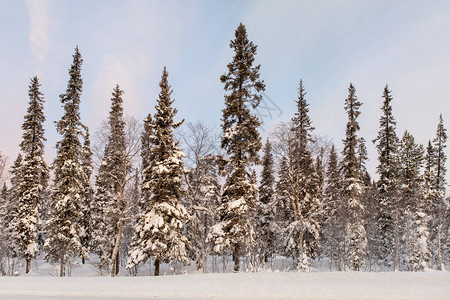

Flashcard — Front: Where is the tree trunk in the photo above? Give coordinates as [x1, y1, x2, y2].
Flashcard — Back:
[115, 252, 120, 275]
[60, 256, 65, 277]
[437, 224, 444, 271]
[26, 258, 31, 274]
[393, 210, 399, 272]
[110, 218, 124, 277]
[233, 244, 240, 272]
[154, 259, 160, 276]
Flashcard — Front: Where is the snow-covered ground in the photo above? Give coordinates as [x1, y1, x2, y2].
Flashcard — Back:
[0, 271, 449, 299]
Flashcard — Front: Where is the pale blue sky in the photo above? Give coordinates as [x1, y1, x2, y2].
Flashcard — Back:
[1, 0, 450, 181]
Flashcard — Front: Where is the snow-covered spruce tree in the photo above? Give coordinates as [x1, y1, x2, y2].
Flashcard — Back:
[79, 126, 93, 265]
[256, 138, 277, 267]
[398, 131, 424, 213]
[315, 149, 325, 199]
[322, 144, 345, 270]
[0, 183, 7, 274]
[44, 47, 89, 277]
[207, 23, 264, 272]
[372, 85, 400, 270]
[92, 85, 129, 276]
[13, 76, 49, 273]
[285, 80, 321, 271]
[397, 131, 429, 270]
[90, 150, 111, 271]
[1, 155, 23, 273]
[357, 138, 371, 186]
[274, 156, 291, 246]
[128, 67, 190, 276]
[428, 115, 447, 270]
[340, 83, 367, 271]
[178, 122, 220, 272]
[444, 196, 450, 268]
[139, 113, 153, 211]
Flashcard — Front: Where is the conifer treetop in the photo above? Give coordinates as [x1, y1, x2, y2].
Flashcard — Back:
[20, 76, 46, 156]
[221, 23, 265, 108]
[57, 46, 83, 127]
[433, 114, 447, 192]
[342, 83, 362, 180]
[373, 84, 399, 186]
[220, 23, 265, 168]
[259, 138, 275, 205]
[291, 80, 314, 148]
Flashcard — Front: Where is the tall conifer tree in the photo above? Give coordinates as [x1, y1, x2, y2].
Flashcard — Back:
[398, 131, 428, 270]
[341, 83, 366, 271]
[373, 85, 400, 270]
[208, 23, 264, 272]
[128, 67, 189, 276]
[3, 155, 23, 266]
[256, 139, 276, 265]
[429, 115, 447, 270]
[285, 80, 321, 271]
[45, 47, 89, 277]
[79, 126, 93, 265]
[13, 77, 48, 273]
[322, 145, 345, 269]
[92, 85, 128, 275]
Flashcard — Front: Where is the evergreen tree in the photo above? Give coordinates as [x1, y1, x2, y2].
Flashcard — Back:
[398, 131, 426, 270]
[139, 113, 153, 211]
[423, 141, 436, 209]
[13, 77, 48, 273]
[398, 131, 424, 211]
[409, 209, 431, 271]
[256, 139, 276, 266]
[2, 155, 23, 270]
[128, 67, 190, 276]
[44, 47, 88, 277]
[208, 23, 265, 272]
[321, 144, 345, 270]
[315, 149, 324, 198]
[429, 115, 447, 270]
[356, 138, 371, 185]
[79, 126, 93, 265]
[340, 83, 366, 271]
[399, 132, 429, 271]
[92, 85, 129, 275]
[373, 85, 400, 270]
[285, 80, 321, 271]
[433, 115, 447, 199]
[0, 182, 8, 274]
[274, 156, 291, 243]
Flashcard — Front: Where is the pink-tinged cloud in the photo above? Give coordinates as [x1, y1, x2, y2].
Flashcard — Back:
[26, 0, 51, 64]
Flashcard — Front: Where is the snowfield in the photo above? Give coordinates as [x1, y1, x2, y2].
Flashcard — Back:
[0, 271, 449, 299]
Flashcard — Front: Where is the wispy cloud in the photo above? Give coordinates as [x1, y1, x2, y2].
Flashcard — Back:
[26, 0, 51, 63]
[89, 52, 141, 125]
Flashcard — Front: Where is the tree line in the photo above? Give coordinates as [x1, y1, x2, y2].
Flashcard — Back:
[0, 23, 448, 277]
